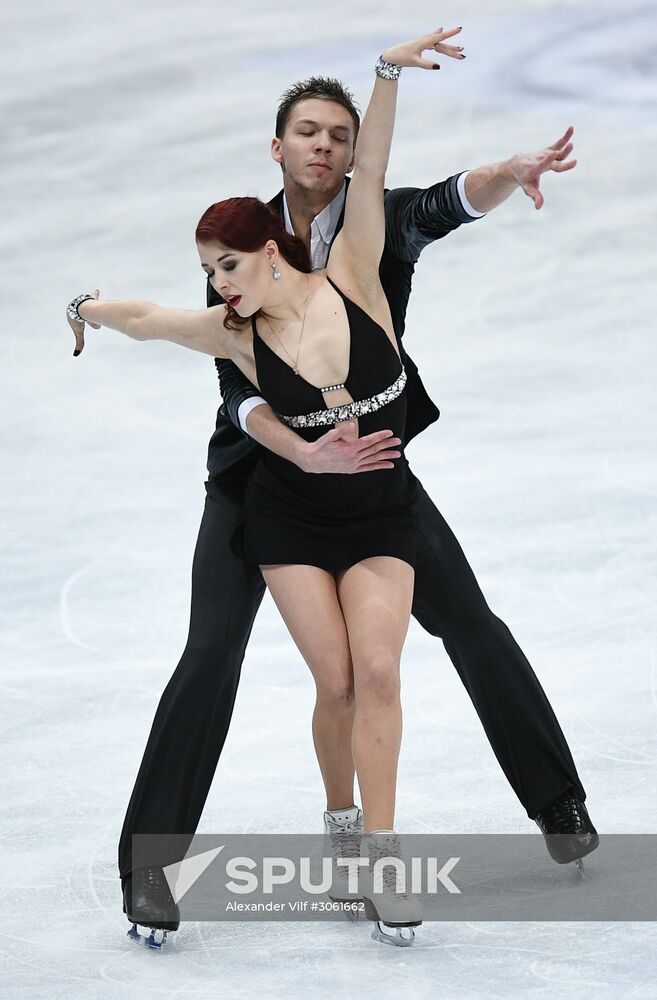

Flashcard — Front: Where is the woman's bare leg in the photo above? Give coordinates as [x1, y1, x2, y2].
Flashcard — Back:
[260, 563, 356, 811]
[335, 556, 415, 835]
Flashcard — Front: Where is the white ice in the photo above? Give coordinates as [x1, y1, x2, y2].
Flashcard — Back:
[1, 0, 657, 997]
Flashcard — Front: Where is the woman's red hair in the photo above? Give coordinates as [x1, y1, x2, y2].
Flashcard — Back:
[195, 197, 311, 330]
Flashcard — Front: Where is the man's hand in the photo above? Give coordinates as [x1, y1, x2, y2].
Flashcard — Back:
[298, 421, 402, 474]
[508, 127, 577, 210]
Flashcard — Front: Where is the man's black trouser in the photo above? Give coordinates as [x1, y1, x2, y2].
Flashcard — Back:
[118, 474, 586, 879]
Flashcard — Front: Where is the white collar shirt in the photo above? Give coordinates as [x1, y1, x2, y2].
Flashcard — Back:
[282, 183, 346, 271]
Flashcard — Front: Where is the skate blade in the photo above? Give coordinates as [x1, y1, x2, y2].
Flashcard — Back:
[127, 924, 169, 950]
[371, 920, 416, 947]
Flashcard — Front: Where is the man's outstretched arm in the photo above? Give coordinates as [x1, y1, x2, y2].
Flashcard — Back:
[385, 126, 577, 261]
[464, 126, 576, 212]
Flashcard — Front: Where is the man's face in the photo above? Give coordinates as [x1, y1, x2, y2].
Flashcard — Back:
[271, 98, 356, 195]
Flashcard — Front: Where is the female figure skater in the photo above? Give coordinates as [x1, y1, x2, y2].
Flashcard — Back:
[67, 27, 465, 946]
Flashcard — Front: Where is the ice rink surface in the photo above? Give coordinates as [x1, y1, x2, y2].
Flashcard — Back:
[2, 0, 657, 996]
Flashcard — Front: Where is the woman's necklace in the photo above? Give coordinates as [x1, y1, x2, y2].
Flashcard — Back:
[262, 275, 310, 376]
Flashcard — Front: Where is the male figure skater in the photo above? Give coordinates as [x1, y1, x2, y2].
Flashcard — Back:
[119, 72, 597, 937]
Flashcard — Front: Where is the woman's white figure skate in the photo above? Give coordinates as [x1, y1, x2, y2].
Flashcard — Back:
[359, 831, 423, 947]
[323, 806, 364, 920]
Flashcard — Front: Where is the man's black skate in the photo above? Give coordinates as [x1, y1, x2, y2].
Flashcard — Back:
[535, 791, 599, 875]
[123, 866, 180, 949]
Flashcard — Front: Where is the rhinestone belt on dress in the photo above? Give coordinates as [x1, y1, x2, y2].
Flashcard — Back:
[278, 366, 406, 429]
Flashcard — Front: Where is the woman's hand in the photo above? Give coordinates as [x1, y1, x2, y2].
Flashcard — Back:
[67, 289, 101, 357]
[382, 27, 465, 69]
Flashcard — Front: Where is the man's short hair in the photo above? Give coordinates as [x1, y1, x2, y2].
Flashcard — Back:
[275, 76, 361, 139]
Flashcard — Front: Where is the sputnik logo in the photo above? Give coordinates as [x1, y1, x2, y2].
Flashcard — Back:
[163, 846, 225, 904]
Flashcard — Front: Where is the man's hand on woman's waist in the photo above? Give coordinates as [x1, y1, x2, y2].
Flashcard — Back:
[297, 422, 402, 475]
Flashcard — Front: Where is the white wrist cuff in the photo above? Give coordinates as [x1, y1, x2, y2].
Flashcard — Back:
[237, 396, 267, 435]
[457, 170, 486, 218]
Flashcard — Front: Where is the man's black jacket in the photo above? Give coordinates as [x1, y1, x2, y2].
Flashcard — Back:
[205, 172, 480, 483]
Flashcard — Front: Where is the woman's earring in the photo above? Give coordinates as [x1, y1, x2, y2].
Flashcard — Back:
[271, 262, 281, 280]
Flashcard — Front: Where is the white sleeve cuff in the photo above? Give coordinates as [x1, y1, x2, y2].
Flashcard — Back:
[457, 170, 486, 218]
[237, 396, 267, 435]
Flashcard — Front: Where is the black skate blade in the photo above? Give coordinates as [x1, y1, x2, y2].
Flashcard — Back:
[127, 924, 169, 950]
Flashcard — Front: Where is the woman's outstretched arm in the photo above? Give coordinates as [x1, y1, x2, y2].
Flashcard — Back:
[66, 291, 231, 359]
[327, 27, 463, 300]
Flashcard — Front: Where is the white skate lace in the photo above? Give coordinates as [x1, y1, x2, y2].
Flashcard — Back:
[369, 839, 411, 899]
[325, 815, 363, 883]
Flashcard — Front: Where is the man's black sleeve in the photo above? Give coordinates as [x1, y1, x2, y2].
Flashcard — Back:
[207, 277, 264, 432]
[384, 171, 482, 264]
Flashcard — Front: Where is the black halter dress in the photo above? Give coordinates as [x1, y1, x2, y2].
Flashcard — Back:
[232, 276, 419, 572]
